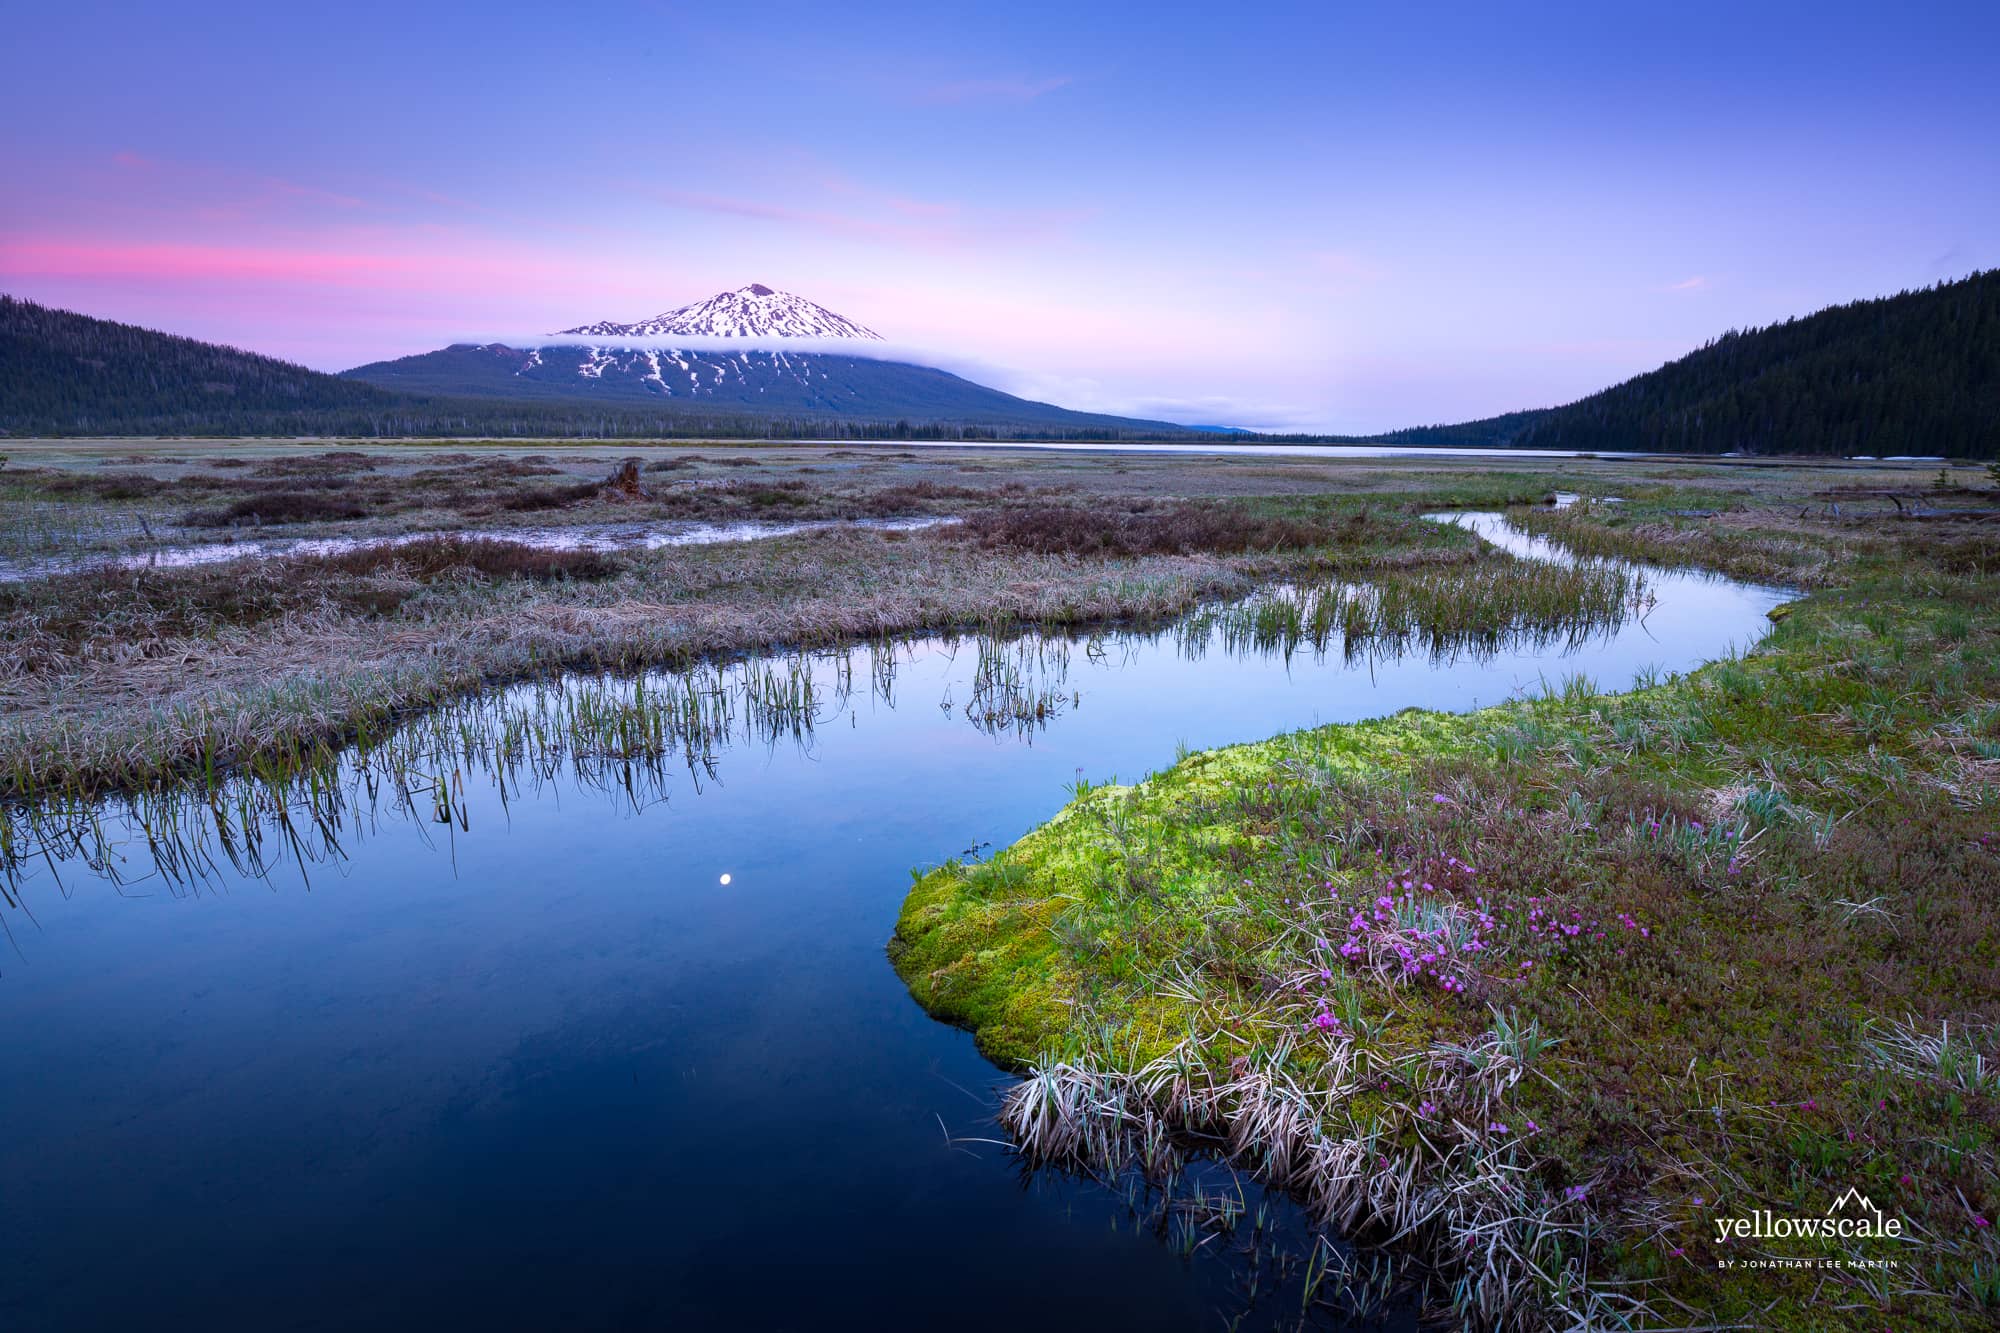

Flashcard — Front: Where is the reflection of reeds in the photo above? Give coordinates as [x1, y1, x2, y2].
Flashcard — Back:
[0, 652, 850, 898]
[999, 1040, 1646, 1331]
[961, 636, 1075, 738]
[2, 520, 1661, 901]
[996, 1054, 1413, 1325]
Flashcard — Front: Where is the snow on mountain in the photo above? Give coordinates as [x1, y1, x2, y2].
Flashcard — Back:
[558, 284, 883, 340]
[343, 281, 1176, 427]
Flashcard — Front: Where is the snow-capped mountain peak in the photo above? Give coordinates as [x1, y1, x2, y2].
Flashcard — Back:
[557, 285, 883, 339]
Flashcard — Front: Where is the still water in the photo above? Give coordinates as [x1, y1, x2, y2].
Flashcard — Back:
[0, 516, 1786, 1331]
[0, 516, 957, 583]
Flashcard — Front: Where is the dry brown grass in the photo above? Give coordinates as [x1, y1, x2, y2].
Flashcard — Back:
[185, 490, 374, 526]
[307, 535, 622, 582]
[0, 537, 621, 684]
[0, 527, 1356, 795]
[959, 501, 1337, 555]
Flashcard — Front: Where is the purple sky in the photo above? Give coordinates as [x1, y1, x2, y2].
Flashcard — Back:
[3, 1, 1995, 431]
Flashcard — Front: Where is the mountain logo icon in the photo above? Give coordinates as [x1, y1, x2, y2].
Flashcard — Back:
[1713, 1188, 1904, 1243]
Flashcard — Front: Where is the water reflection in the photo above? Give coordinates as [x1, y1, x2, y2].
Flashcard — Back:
[0, 515, 959, 583]
[4, 531, 1674, 897]
[0, 514, 1787, 1333]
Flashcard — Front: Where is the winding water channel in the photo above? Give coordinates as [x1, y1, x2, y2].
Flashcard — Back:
[0, 516, 958, 583]
[0, 514, 1787, 1331]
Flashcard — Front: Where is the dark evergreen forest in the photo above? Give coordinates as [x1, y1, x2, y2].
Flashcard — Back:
[1505, 271, 1998, 457]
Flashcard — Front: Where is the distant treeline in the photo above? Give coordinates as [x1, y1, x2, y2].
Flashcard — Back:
[0, 297, 1201, 441]
[1505, 270, 2000, 458]
[1358, 411, 1550, 449]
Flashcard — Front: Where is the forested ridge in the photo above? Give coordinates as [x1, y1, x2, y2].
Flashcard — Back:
[1505, 270, 1999, 457]
[1, 295, 403, 432]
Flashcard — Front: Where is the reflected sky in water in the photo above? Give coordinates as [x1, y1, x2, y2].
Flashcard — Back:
[0, 515, 957, 583]
[0, 517, 1786, 1332]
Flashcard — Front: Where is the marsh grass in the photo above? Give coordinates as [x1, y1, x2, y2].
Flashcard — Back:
[993, 1040, 1628, 1331]
[5, 449, 1002, 541]
[956, 635, 1078, 737]
[1509, 500, 1905, 588]
[500, 478, 615, 512]
[0, 539, 1246, 798]
[1862, 1018, 2000, 1098]
[1181, 560, 1648, 664]
[0, 538, 623, 680]
[0, 484, 1500, 798]
[894, 500, 2000, 1330]
[309, 536, 623, 582]
[960, 502, 1334, 556]
[184, 489, 373, 526]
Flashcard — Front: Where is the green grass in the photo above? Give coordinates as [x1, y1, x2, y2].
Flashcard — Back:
[892, 505, 2000, 1330]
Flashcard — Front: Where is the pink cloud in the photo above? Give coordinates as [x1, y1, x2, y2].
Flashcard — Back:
[0, 230, 708, 368]
[5, 237, 451, 286]
[1666, 275, 1709, 291]
[0, 232, 665, 310]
